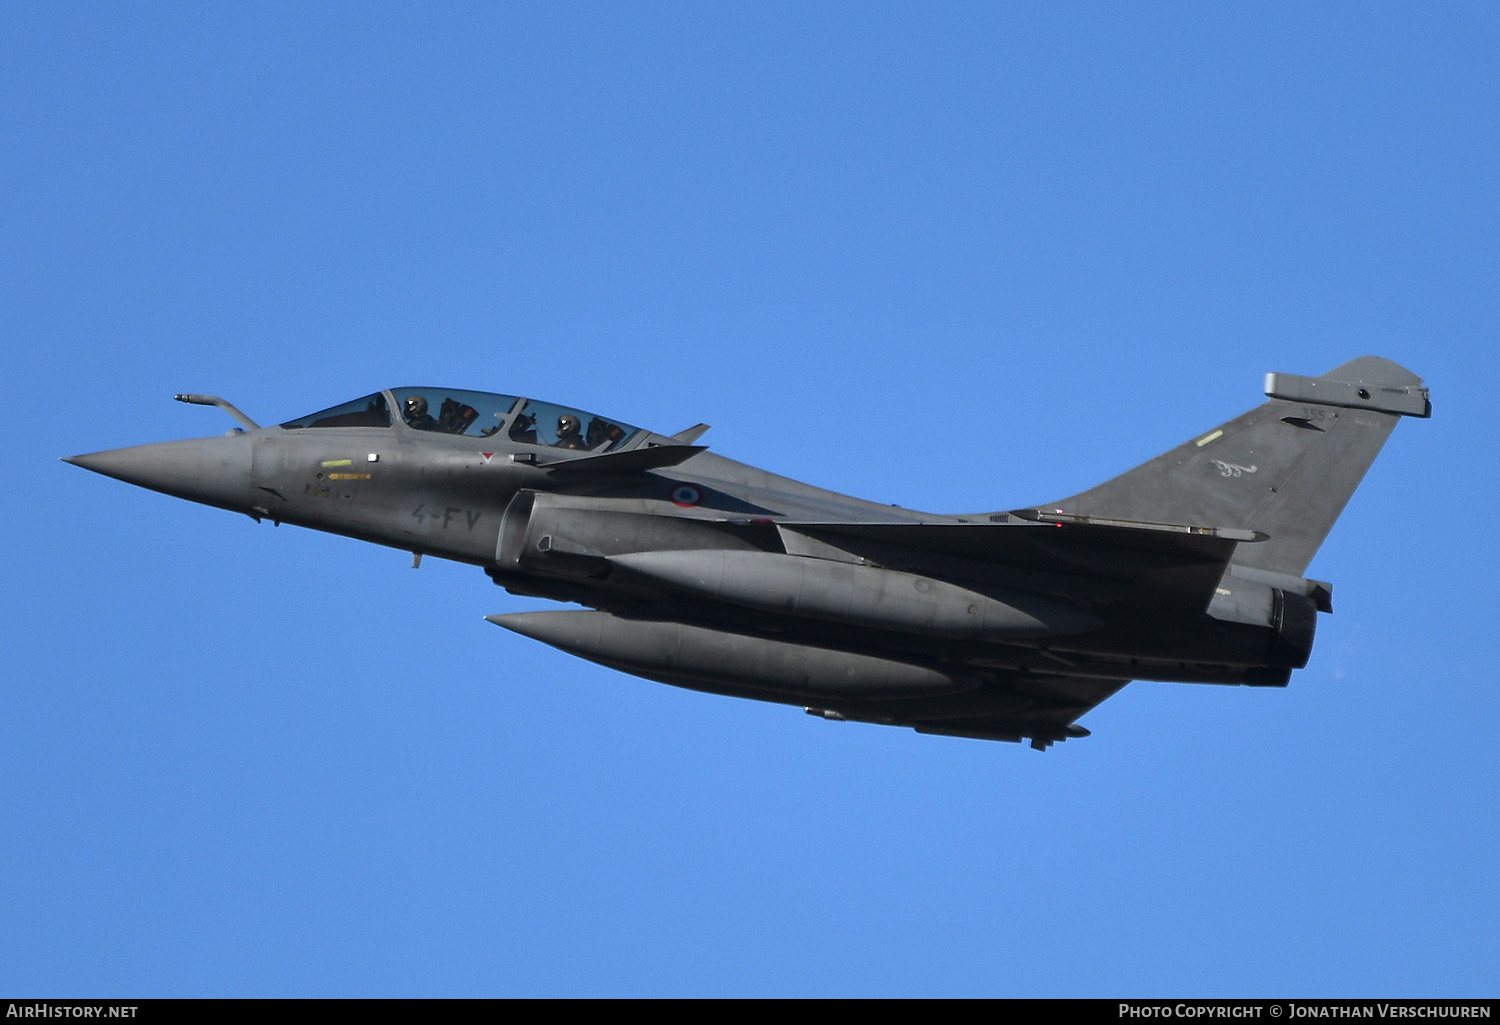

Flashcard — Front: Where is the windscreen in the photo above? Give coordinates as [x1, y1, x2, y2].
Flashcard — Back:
[280, 393, 392, 429]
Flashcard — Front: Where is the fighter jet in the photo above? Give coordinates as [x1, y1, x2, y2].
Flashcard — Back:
[65, 357, 1429, 749]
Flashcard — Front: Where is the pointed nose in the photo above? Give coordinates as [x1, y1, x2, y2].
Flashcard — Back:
[64, 435, 253, 513]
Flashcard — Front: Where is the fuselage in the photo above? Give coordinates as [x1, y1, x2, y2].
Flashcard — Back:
[66, 361, 1432, 748]
[68, 386, 1314, 700]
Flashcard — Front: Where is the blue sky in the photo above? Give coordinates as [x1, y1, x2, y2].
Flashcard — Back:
[3, 2, 1496, 997]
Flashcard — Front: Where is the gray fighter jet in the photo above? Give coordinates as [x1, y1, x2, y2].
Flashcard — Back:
[66, 357, 1429, 749]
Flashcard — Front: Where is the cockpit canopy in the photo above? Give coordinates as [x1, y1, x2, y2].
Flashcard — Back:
[280, 388, 642, 452]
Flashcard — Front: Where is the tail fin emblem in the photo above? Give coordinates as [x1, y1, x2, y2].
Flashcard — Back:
[1211, 460, 1257, 478]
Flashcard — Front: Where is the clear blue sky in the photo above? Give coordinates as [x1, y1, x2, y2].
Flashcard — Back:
[3, 2, 1496, 997]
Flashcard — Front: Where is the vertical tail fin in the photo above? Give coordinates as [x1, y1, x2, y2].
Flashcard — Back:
[1049, 357, 1430, 575]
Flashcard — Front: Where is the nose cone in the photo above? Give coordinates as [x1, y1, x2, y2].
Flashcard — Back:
[64, 435, 253, 513]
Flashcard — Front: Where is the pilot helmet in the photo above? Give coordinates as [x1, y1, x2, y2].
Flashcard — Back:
[404, 395, 428, 420]
[557, 414, 580, 435]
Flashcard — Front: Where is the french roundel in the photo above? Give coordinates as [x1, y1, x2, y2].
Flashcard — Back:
[669, 483, 703, 507]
